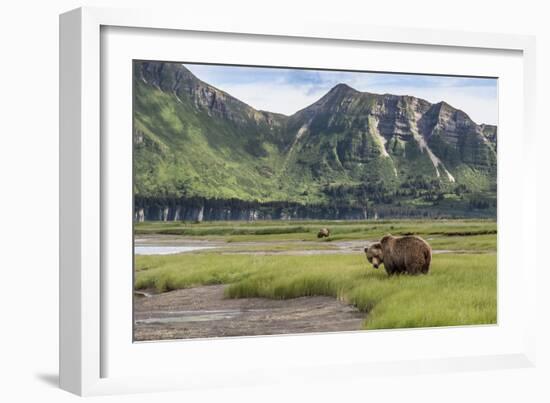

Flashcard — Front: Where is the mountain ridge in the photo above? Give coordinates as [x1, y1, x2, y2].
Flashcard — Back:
[133, 61, 497, 220]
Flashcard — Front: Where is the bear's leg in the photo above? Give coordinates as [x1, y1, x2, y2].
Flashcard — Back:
[384, 263, 396, 276]
[421, 251, 431, 274]
[405, 256, 424, 275]
[409, 264, 423, 275]
[394, 266, 404, 276]
[421, 262, 430, 274]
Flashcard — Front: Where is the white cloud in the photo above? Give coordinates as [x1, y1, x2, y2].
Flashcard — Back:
[185, 64, 498, 125]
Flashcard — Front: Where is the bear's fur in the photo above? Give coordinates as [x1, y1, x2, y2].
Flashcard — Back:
[364, 234, 431, 276]
[317, 228, 330, 238]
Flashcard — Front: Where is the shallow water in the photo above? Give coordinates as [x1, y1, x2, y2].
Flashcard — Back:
[133, 236, 478, 257]
[135, 309, 246, 324]
[134, 285, 365, 340]
[134, 245, 215, 255]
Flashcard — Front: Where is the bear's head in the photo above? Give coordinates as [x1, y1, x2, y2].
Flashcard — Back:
[364, 242, 383, 269]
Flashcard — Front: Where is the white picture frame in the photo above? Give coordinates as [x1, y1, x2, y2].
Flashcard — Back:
[59, 6, 537, 396]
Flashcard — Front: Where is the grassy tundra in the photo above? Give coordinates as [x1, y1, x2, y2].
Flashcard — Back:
[135, 219, 496, 330]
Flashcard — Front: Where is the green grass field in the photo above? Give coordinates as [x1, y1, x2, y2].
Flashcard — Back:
[135, 219, 497, 330]
[136, 219, 496, 242]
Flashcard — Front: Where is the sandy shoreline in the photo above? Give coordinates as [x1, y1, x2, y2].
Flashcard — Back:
[134, 285, 365, 341]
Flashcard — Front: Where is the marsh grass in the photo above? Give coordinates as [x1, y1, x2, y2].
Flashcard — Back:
[135, 252, 496, 330]
[427, 234, 496, 251]
[135, 219, 496, 243]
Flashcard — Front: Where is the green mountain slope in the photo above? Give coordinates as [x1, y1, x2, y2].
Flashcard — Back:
[134, 62, 289, 201]
[133, 61, 497, 220]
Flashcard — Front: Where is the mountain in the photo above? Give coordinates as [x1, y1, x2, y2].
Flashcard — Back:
[133, 61, 497, 220]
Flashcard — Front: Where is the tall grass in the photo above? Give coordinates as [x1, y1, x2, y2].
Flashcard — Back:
[135, 252, 496, 330]
[135, 219, 496, 243]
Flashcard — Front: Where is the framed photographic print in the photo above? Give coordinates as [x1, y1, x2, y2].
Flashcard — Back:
[60, 6, 537, 396]
[132, 59, 499, 341]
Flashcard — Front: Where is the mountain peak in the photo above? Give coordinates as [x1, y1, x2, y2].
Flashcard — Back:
[328, 83, 358, 94]
[135, 61, 497, 218]
[310, 83, 359, 108]
[435, 100, 474, 122]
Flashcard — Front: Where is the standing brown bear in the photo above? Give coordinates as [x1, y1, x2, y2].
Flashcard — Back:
[317, 228, 330, 238]
[364, 234, 432, 276]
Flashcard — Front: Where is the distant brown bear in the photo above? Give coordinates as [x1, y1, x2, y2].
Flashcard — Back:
[317, 228, 330, 238]
[364, 234, 431, 276]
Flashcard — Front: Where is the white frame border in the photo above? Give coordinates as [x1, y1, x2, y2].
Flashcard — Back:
[59, 6, 537, 396]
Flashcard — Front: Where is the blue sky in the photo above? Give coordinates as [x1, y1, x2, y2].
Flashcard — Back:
[184, 63, 498, 125]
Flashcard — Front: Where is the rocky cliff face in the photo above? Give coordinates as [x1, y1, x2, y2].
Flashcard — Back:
[284, 85, 496, 185]
[133, 61, 497, 220]
[136, 61, 288, 145]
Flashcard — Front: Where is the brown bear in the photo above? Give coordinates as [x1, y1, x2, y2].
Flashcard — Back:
[317, 228, 330, 238]
[364, 234, 431, 276]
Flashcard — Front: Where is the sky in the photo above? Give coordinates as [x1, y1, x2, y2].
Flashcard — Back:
[184, 63, 498, 125]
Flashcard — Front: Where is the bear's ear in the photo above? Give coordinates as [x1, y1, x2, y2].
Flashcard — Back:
[371, 242, 381, 250]
[380, 234, 392, 244]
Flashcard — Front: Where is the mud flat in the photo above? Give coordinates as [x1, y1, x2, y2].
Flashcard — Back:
[134, 285, 365, 341]
[134, 235, 369, 255]
[134, 236, 471, 256]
